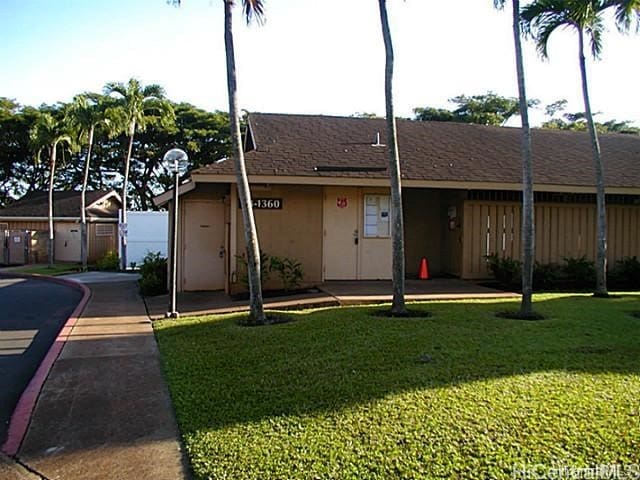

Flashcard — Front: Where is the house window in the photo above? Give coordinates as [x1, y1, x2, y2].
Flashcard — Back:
[0, 223, 8, 232]
[364, 195, 390, 238]
[96, 224, 114, 237]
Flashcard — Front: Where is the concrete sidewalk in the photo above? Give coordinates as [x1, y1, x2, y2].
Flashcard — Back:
[16, 278, 188, 480]
[145, 278, 519, 319]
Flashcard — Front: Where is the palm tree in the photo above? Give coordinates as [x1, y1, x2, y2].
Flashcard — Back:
[30, 112, 72, 268]
[104, 78, 174, 270]
[521, 0, 640, 297]
[67, 93, 110, 271]
[169, 0, 267, 324]
[494, 0, 536, 316]
[223, 0, 267, 324]
[378, 0, 407, 315]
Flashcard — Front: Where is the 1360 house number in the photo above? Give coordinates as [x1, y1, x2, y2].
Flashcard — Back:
[238, 198, 283, 209]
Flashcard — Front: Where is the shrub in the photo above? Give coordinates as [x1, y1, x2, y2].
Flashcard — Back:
[562, 256, 595, 287]
[95, 250, 120, 271]
[533, 262, 562, 290]
[235, 250, 271, 288]
[270, 256, 304, 292]
[486, 253, 521, 287]
[139, 251, 168, 296]
[610, 256, 640, 288]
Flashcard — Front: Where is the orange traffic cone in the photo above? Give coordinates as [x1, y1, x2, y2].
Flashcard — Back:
[418, 257, 430, 280]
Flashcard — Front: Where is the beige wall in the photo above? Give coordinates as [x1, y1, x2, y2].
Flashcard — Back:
[234, 184, 323, 290]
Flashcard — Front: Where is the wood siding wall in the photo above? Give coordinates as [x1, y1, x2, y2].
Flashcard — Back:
[462, 200, 640, 279]
[1, 220, 117, 264]
[87, 223, 118, 263]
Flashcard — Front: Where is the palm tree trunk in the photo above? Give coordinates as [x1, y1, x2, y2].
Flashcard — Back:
[378, 0, 406, 315]
[511, 0, 535, 315]
[120, 125, 135, 271]
[224, 0, 266, 324]
[48, 143, 57, 269]
[81, 125, 94, 271]
[578, 29, 608, 296]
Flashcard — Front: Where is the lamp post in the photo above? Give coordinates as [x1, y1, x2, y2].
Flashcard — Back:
[163, 148, 188, 319]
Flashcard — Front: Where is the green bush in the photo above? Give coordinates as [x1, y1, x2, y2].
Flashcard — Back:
[270, 255, 304, 291]
[486, 253, 521, 287]
[563, 256, 595, 287]
[610, 256, 640, 288]
[235, 252, 305, 292]
[235, 250, 271, 288]
[95, 250, 120, 271]
[139, 251, 168, 296]
[533, 262, 562, 290]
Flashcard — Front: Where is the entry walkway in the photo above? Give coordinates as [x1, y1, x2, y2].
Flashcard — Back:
[145, 278, 519, 319]
[16, 278, 188, 480]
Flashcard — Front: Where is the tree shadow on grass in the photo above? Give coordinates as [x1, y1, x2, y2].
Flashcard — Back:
[155, 294, 640, 434]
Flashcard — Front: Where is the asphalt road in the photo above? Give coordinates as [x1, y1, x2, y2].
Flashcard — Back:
[0, 275, 82, 446]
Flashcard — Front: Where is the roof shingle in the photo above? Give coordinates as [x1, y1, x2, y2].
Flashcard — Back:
[0, 191, 119, 218]
[194, 113, 640, 189]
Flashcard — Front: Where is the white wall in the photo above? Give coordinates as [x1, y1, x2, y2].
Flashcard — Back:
[125, 211, 168, 267]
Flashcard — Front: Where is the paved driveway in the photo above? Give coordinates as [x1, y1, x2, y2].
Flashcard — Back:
[0, 275, 82, 445]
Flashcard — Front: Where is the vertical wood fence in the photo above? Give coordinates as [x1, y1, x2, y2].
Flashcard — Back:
[462, 200, 640, 278]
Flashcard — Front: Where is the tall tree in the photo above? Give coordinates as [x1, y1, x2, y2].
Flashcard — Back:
[379, 0, 407, 315]
[0, 99, 44, 206]
[223, 0, 267, 324]
[494, 0, 537, 316]
[521, 0, 640, 297]
[542, 99, 639, 133]
[66, 92, 110, 271]
[30, 112, 71, 268]
[170, 0, 267, 323]
[104, 78, 174, 270]
[414, 92, 539, 126]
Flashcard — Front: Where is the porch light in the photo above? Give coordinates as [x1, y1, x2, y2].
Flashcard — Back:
[163, 148, 188, 319]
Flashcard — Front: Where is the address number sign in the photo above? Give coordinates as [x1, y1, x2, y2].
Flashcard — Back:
[238, 198, 283, 210]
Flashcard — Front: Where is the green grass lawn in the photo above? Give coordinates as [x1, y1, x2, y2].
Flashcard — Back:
[154, 294, 640, 479]
[9, 263, 81, 276]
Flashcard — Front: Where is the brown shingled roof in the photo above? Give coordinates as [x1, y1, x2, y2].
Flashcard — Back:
[194, 113, 640, 189]
[0, 190, 120, 218]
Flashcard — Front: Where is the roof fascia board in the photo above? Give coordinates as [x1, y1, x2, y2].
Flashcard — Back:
[86, 190, 122, 210]
[153, 180, 197, 207]
[244, 115, 257, 152]
[191, 173, 640, 195]
[0, 216, 119, 222]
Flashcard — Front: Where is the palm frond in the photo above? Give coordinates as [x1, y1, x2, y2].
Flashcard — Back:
[586, 14, 605, 58]
[242, 0, 265, 25]
[608, 0, 640, 31]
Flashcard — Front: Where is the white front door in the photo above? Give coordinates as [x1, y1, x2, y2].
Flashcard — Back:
[182, 200, 225, 291]
[323, 187, 359, 280]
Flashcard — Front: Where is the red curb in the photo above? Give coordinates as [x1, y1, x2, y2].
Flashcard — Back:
[0, 273, 91, 457]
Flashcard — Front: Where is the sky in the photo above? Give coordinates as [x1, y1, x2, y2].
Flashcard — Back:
[1, 0, 639, 127]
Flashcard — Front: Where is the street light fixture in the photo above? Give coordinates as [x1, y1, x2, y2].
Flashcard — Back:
[163, 148, 188, 319]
